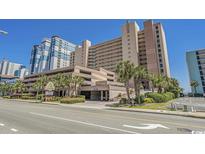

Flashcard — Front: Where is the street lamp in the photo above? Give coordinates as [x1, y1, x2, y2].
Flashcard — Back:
[0, 30, 8, 35]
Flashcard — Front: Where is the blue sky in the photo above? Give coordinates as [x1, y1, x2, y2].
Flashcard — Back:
[0, 19, 205, 92]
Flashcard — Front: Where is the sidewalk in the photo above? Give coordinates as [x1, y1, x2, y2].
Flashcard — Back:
[108, 107, 205, 119]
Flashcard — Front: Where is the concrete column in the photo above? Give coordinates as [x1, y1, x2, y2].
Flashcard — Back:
[100, 91, 103, 101]
[105, 91, 108, 101]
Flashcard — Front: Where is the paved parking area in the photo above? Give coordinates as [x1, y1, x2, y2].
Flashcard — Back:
[172, 97, 205, 112]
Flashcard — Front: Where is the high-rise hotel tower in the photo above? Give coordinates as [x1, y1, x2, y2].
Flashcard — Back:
[29, 36, 76, 74]
[70, 20, 170, 77]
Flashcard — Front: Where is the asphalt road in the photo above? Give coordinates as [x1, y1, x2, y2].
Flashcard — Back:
[0, 99, 205, 134]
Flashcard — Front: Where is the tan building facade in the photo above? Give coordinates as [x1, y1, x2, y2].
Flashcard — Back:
[23, 65, 126, 101]
[70, 20, 170, 77]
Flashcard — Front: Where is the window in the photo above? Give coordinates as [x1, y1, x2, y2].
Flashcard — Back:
[158, 44, 160, 48]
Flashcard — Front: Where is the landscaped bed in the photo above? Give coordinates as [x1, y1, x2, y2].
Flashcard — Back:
[128, 102, 172, 111]
[60, 96, 85, 104]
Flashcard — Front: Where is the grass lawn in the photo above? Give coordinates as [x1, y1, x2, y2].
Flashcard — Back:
[129, 102, 171, 111]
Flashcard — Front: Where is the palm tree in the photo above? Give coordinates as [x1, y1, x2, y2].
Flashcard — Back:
[190, 80, 199, 96]
[133, 66, 148, 104]
[65, 75, 73, 96]
[52, 73, 67, 97]
[13, 80, 26, 96]
[0, 83, 11, 96]
[116, 61, 135, 104]
[32, 75, 48, 100]
[148, 73, 157, 92]
[72, 76, 84, 96]
[155, 75, 166, 93]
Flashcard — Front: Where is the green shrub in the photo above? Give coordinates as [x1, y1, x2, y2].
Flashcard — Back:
[119, 98, 127, 104]
[60, 96, 85, 104]
[145, 92, 165, 103]
[145, 92, 175, 103]
[75, 95, 85, 99]
[143, 98, 154, 103]
[134, 95, 145, 104]
[2, 96, 11, 99]
[162, 92, 175, 101]
[21, 95, 35, 100]
[49, 96, 62, 102]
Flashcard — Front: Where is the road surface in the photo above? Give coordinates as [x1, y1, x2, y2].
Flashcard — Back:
[0, 99, 205, 134]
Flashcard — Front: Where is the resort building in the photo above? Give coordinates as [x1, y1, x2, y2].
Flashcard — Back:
[23, 65, 126, 101]
[70, 20, 170, 77]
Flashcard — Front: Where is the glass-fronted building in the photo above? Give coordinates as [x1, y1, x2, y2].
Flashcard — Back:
[186, 49, 205, 94]
[29, 36, 76, 74]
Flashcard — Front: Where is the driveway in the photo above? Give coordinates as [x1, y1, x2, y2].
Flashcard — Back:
[60, 100, 119, 109]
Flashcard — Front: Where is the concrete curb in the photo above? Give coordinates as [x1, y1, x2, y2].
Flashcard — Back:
[1, 98, 40, 103]
[42, 102, 60, 105]
[108, 107, 205, 119]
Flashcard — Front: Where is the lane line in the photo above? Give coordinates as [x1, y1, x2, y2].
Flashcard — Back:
[10, 128, 18, 132]
[0, 123, 5, 126]
[30, 112, 139, 134]
[49, 107, 205, 129]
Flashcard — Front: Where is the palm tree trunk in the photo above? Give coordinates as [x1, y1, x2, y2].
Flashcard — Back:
[36, 91, 39, 100]
[125, 82, 131, 105]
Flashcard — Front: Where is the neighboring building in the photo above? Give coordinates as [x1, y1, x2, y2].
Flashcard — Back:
[30, 45, 41, 74]
[186, 49, 205, 94]
[70, 20, 170, 77]
[0, 75, 18, 84]
[48, 36, 76, 70]
[0, 59, 28, 79]
[29, 36, 76, 74]
[38, 38, 51, 73]
[23, 65, 126, 101]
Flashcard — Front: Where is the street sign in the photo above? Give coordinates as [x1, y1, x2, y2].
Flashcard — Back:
[45, 82, 55, 91]
[45, 91, 54, 96]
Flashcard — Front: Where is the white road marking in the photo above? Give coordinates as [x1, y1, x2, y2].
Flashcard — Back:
[30, 112, 139, 134]
[123, 124, 169, 130]
[10, 128, 18, 132]
[0, 123, 5, 126]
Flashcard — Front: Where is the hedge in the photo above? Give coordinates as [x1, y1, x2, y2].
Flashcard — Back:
[143, 98, 154, 103]
[2, 96, 11, 99]
[145, 92, 175, 103]
[60, 96, 85, 104]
